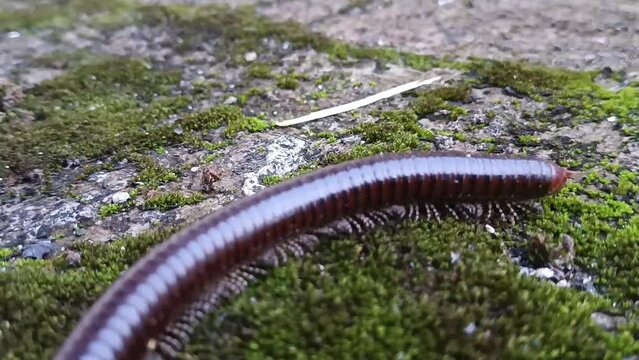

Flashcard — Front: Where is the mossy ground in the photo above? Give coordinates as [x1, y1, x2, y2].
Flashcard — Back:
[1, 2, 639, 359]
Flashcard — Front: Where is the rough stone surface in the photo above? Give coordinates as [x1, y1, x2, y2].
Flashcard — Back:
[192, 0, 638, 71]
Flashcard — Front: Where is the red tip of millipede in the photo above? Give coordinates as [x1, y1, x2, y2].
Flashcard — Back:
[567, 170, 584, 180]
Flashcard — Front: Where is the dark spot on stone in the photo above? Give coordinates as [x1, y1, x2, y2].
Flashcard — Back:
[550, 105, 568, 116]
[62, 158, 80, 168]
[35, 224, 52, 239]
[502, 86, 524, 98]
[601, 66, 614, 78]
[20, 186, 38, 198]
[473, 83, 491, 90]
[23, 169, 44, 184]
[33, 110, 47, 121]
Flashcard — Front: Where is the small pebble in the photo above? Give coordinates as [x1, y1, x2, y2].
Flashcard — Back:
[7, 31, 20, 39]
[21, 243, 54, 260]
[532, 267, 555, 279]
[484, 224, 496, 234]
[607, 116, 617, 122]
[224, 96, 238, 105]
[65, 251, 82, 266]
[463, 322, 477, 335]
[591, 312, 626, 331]
[243, 51, 257, 62]
[111, 191, 131, 204]
[74, 226, 86, 237]
[450, 251, 461, 264]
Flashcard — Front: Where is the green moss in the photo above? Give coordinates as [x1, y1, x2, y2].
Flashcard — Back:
[29, 49, 99, 70]
[592, 86, 639, 137]
[0, 0, 136, 32]
[411, 84, 471, 119]
[517, 135, 542, 146]
[276, 74, 301, 90]
[0, 229, 175, 359]
[0, 58, 188, 177]
[132, 156, 179, 189]
[259, 163, 321, 187]
[129, 4, 335, 64]
[315, 131, 338, 143]
[97, 202, 132, 218]
[401, 52, 468, 72]
[362, 110, 434, 142]
[524, 174, 639, 301]
[224, 115, 272, 137]
[615, 171, 639, 197]
[315, 109, 439, 165]
[178, 105, 239, 132]
[453, 132, 468, 142]
[237, 87, 267, 106]
[469, 59, 597, 98]
[323, 41, 466, 72]
[0, 248, 14, 259]
[311, 90, 328, 100]
[246, 63, 274, 79]
[411, 95, 446, 117]
[143, 192, 203, 211]
[76, 162, 115, 181]
[185, 218, 639, 359]
[173, 104, 269, 140]
[468, 59, 639, 137]
[261, 175, 283, 186]
[315, 74, 332, 85]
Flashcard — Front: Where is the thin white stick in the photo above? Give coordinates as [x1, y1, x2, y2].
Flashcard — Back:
[274, 75, 442, 127]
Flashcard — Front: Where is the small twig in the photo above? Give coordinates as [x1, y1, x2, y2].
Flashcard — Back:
[275, 76, 442, 127]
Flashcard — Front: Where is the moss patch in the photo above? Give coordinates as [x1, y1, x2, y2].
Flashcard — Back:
[245, 63, 274, 80]
[143, 191, 203, 211]
[313, 109, 435, 167]
[0, 229, 174, 359]
[224, 115, 272, 137]
[133, 156, 179, 189]
[527, 172, 639, 302]
[98, 202, 129, 218]
[468, 59, 639, 136]
[0, 0, 136, 32]
[412, 83, 471, 119]
[0, 58, 187, 177]
[185, 219, 638, 359]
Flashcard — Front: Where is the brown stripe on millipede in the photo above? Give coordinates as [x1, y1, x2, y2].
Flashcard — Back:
[54, 151, 572, 360]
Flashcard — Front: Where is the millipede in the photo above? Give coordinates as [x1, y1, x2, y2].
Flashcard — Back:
[54, 151, 574, 360]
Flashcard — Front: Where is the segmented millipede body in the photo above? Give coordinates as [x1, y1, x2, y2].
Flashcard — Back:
[54, 151, 572, 360]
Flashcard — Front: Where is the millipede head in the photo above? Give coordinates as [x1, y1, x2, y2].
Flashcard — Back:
[549, 164, 576, 194]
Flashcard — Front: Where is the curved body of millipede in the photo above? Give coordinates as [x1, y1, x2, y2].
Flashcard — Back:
[55, 151, 572, 360]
